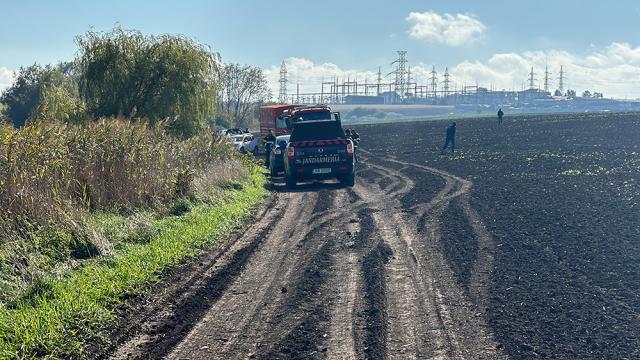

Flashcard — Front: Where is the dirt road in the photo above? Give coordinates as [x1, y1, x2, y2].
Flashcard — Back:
[112, 151, 506, 359]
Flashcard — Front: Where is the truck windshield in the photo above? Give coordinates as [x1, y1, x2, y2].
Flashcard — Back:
[290, 121, 345, 142]
[276, 116, 287, 129]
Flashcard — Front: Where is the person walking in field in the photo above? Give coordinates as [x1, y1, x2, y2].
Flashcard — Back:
[263, 130, 276, 167]
[497, 108, 504, 124]
[441, 122, 456, 154]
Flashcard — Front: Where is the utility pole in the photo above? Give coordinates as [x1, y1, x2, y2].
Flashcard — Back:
[558, 65, 565, 95]
[544, 65, 551, 93]
[429, 66, 438, 98]
[296, 82, 300, 104]
[376, 66, 382, 96]
[407, 66, 412, 97]
[443, 67, 450, 98]
[278, 61, 288, 103]
[528, 66, 537, 90]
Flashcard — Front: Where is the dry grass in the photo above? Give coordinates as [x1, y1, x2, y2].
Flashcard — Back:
[0, 118, 242, 303]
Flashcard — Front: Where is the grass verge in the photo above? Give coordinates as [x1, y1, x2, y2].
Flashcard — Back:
[0, 166, 267, 359]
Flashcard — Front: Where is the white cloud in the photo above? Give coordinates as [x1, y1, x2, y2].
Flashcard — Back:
[265, 42, 640, 100]
[449, 44, 640, 98]
[0, 67, 15, 93]
[406, 11, 485, 46]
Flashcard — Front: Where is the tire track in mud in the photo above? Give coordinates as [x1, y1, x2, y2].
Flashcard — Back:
[257, 189, 360, 358]
[378, 155, 496, 313]
[355, 162, 459, 359]
[112, 148, 503, 360]
[109, 196, 285, 360]
[325, 210, 361, 359]
[359, 150, 505, 359]
[166, 190, 349, 359]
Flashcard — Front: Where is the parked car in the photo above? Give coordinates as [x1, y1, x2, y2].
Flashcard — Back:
[230, 134, 259, 155]
[225, 128, 249, 136]
[269, 135, 290, 176]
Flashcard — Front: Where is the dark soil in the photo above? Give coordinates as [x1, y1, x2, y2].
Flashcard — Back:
[439, 200, 478, 297]
[355, 112, 640, 359]
[399, 166, 446, 209]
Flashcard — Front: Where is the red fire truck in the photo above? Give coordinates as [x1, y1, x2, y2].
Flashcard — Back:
[258, 104, 341, 136]
[258, 104, 298, 136]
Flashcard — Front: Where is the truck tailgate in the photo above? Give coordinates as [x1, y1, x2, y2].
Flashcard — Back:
[292, 140, 349, 165]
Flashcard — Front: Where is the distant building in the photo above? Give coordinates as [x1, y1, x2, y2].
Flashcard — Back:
[518, 89, 549, 103]
[380, 91, 401, 104]
[344, 95, 385, 105]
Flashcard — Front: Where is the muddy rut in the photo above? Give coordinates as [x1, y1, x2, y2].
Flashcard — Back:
[111, 151, 506, 359]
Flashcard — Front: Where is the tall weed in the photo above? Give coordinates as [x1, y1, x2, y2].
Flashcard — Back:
[0, 118, 240, 303]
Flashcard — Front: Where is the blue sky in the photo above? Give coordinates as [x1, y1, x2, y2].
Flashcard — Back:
[2, 0, 640, 97]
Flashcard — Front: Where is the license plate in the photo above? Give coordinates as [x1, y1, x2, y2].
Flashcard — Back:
[313, 168, 332, 174]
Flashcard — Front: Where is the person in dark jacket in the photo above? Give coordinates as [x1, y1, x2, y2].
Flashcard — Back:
[497, 108, 504, 124]
[263, 130, 276, 167]
[441, 122, 456, 154]
[350, 129, 360, 144]
[350, 129, 360, 163]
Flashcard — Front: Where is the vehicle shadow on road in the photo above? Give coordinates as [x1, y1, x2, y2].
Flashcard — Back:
[267, 176, 348, 193]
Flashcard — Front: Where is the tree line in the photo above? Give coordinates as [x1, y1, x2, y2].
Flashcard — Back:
[0, 27, 271, 137]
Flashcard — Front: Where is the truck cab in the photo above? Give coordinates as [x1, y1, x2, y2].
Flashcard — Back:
[259, 104, 298, 136]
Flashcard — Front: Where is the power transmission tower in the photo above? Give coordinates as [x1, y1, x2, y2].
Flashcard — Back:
[389, 50, 408, 98]
[558, 65, 565, 95]
[528, 66, 537, 90]
[443, 67, 451, 97]
[278, 61, 288, 103]
[429, 66, 438, 98]
[544, 65, 551, 93]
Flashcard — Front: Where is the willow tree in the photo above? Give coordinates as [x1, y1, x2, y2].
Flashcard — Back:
[76, 28, 217, 137]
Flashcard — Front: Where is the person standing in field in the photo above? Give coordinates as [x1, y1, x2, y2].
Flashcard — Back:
[497, 108, 504, 124]
[263, 130, 276, 167]
[350, 129, 360, 163]
[441, 122, 456, 154]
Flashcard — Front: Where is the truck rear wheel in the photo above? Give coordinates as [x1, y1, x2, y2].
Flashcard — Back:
[286, 174, 297, 189]
[342, 173, 355, 187]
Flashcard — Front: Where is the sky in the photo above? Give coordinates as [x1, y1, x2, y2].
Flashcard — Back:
[2, 0, 640, 98]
